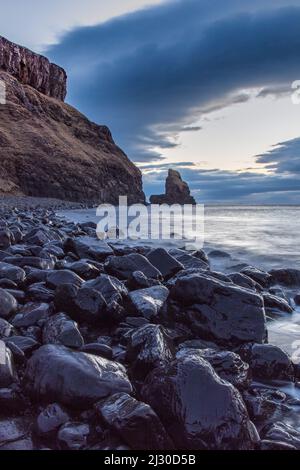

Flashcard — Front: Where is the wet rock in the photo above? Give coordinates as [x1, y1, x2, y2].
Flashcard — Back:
[128, 286, 169, 321]
[0, 262, 26, 284]
[125, 317, 150, 328]
[263, 293, 293, 315]
[241, 267, 272, 287]
[96, 393, 174, 450]
[58, 422, 90, 450]
[146, 248, 184, 280]
[177, 348, 250, 390]
[36, 403, 70, 436]
[178, 338, 220, 351]
[242, 387, 286, 424]
[259, 440, 297, 450]
[12, 302, 52, 328]
[0, 387, 27, 413]
[4, 342, 25, 365]
[106, 254, 162, 281]
[0, 288, 18, 319]
[191, 249, 209, 264]
[27, 282, 55, 302]
[127, 324, 174, 379]
[0, 418, 32, 450]
[81, 343, 113, 360]
[25, 268, 49, 284]
[24, 345, 132, 408]
[46, 270, 84, 289]
[6, 335, 39, 355]
[0, 279, 17, 289]
[0, 341, 16, 387]
[127, 271, 161, 290]
[295, 294, 300, 305]
[262, 422, 300, 449]
[269, 268, 300, 287]
[85, 274, 128, 304]
[141, 352, 257, 450]
[64, 237, 113, 262]
[166, 267, 230, 288]
[168, 272, 267, 346]
[3, 256, 55, 270]
[43, 313, 84, 349]
[24, 228, 53, 246]
[239, 343, 294, 381]
[0, 318, 13, 338]
[168, 248, 208, 270]
[55, 285, 107, 325]
[57, 260, 101, 280]
[0, 229, 12, 250]
[229, 272, 261, 291]
[7, 289, 25, 303]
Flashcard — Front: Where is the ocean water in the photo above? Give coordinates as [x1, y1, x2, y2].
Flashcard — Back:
[59, 205, 300, 271]
[204, 205, 300, 272]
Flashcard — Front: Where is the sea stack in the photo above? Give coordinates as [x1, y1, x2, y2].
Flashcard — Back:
[150, 169, 196, 205]
[0, 36, 145, 204]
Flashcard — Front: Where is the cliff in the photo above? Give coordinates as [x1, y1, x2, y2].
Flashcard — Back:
[0, 36, 67, 101]
[150, 169, 196, 205]
[0, 36, 145, 204]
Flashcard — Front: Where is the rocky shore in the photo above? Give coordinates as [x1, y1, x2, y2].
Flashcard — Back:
[1, 203, 300, 451]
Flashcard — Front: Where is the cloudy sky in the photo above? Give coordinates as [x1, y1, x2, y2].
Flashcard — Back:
[1, 0, 300, 203]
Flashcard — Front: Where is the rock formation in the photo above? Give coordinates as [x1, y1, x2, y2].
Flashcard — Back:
[0, 36, 145, 204]
[0, 36, 67, 101]
[150, 169, 196, 205]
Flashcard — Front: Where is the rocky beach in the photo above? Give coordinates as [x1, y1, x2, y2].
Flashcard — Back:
[0, 200, 300, 451]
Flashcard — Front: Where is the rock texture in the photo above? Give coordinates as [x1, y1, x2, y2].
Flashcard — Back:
[0, 36, 145, 204]
[0, 36, 66, 101]
[150, 169, 196, 205]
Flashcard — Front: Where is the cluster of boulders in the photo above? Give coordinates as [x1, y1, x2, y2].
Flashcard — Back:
[1, 207, 300, 450]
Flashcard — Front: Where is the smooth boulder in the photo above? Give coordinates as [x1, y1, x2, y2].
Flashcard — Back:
[43, 313, 84, 349]
[24, 345, 132, 407]
[127, 324, 174, 379]
[168, 273, 267, 346]
[269, 269, 300, 287]
[0, 340, 16, 387]
[106, 254, 162, 280]
[0, 288, 18, 319]
[141, 352, 257, 450]
[96, 393, 174, 450]
[128, 286, 169, 321]
[146, 248, 184, 280]
[0, 262, 26, 284]
[177, 348, 250, 390]
[239, 344, 295, 381]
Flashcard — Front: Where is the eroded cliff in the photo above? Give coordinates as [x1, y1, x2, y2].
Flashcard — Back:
[0, 36, 145, 204]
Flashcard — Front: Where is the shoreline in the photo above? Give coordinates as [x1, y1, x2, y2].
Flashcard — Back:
[0, 202, 300, 450]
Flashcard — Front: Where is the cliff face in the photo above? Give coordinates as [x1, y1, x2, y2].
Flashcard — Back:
[0, 37, 145, 204]
[0, 36, 67, 101]
[150, 169, 196, 205]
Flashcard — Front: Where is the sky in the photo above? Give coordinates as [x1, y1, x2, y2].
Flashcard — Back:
[1, 0, 300, 203]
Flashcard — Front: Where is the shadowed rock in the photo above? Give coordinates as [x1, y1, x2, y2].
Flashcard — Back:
[24, 345, 132, 408]
[141, 352, 258, 450]
[150, 170, 196, 205]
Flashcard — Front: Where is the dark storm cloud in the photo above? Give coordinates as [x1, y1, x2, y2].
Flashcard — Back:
[256, 138, 300, 174]
[49, 1, 300, 159]
[48, 0, 300, 201]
